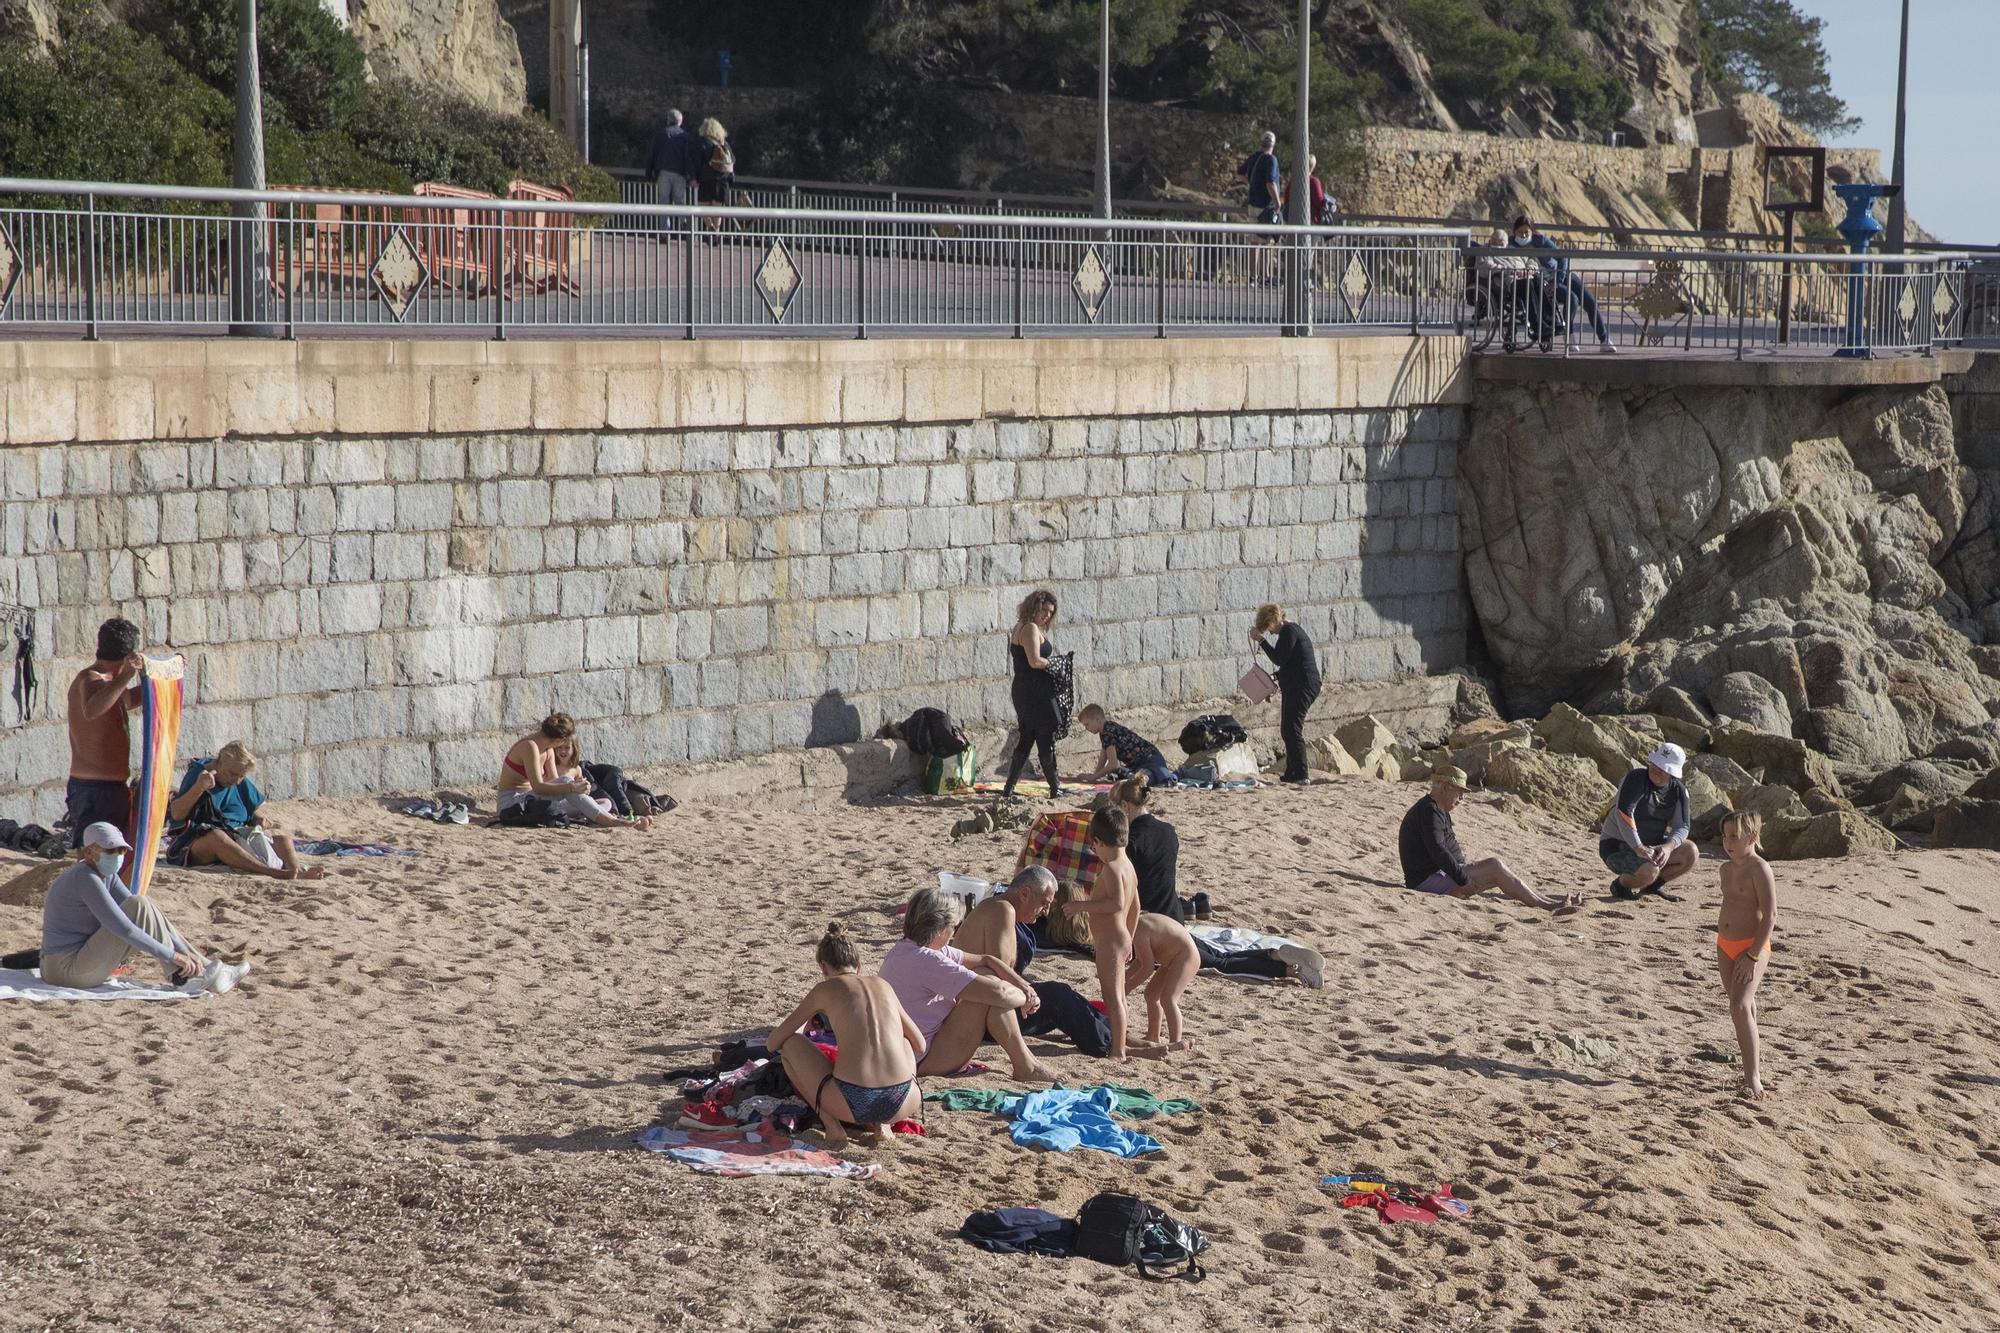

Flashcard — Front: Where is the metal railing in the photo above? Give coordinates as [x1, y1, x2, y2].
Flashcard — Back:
[0, 177, 1471, 339]
[1463, 246, 1972, 358]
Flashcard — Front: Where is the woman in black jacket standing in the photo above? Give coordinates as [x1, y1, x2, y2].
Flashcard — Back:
[1002, 589, 1064, 799]
[1250, 602, 1321, 785]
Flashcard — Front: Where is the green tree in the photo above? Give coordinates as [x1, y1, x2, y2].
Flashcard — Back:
[1393, 0, 1630, 132]
[127, 0, 370, 134]
[1696, 0, 1857, 137]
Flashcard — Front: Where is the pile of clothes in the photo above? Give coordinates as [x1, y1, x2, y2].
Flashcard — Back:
[0, 819, 70, 859]
[1321, 1173, 1472, 1224]
[666, 1034, 923, 1139]
[669, 1036, 820, 1136]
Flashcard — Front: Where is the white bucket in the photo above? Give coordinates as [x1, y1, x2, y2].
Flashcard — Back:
[937, 872, 993, 907]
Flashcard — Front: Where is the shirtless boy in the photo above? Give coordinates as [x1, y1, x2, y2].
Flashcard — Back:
[65, 618, 146, 850]
[1059, 807, 1162, 1060]
[771, 922, 924, 1147]
[1715, 811, 1777, 1099]
[1125, 912, 1200, 1052]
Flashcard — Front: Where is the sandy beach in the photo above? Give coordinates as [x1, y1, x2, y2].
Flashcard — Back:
[3, 774, 1997, 1331]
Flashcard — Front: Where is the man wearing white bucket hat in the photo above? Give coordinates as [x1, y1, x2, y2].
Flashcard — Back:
[1600, 743, 1696, 900]
[39, 821, 249, 994]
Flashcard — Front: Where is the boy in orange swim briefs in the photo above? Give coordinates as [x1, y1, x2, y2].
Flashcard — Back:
[1715, 811, 1776, 1099]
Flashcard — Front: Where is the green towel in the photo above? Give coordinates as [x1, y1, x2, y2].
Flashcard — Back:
[923, 1083, 1199, 1118]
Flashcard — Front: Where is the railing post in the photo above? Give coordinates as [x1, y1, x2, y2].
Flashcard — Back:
[857, 222, 869, 340]
[1735, 260, 1747, 359]
[83, 193, 99, 341]
[494, 213, 507, 341]
[683, 206, 697, 340]
[1012, 224, 1025, 339]
[1410, 242, 1420, 336]
[1155, 226, 1167, 338]
[282, 203, 295, 340]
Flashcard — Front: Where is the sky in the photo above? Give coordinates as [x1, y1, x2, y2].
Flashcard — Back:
[1805, 0, 1995, 244]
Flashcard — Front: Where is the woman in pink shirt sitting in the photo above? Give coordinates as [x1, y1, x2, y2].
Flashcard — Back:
[879, 887, 1054, 1083]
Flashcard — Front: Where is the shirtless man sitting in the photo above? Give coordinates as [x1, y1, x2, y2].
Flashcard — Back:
[65, 618, 146, 851]
[952, 867, 1112, 1058]
[769, 921, 924, 1147]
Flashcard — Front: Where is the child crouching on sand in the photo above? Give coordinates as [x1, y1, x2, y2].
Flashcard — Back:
[1716, 811, 1776, 1099]
[1126, 913, 1199, 1052]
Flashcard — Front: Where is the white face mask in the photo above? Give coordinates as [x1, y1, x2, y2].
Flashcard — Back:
[93, 852, 124, 878]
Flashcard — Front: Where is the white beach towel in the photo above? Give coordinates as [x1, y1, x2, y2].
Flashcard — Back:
[0, 967, 197, 1001]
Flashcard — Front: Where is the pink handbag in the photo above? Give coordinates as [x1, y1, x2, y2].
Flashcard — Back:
[1239, 663, 1278, 704]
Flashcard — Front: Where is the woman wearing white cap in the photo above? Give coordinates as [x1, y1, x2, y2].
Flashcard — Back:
[1600, 743, 1697, 900]
[38, 821, 248, 994]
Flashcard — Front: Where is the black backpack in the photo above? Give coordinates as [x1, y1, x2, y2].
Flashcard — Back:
[900, 707, 968, 759]
[1074, 1192, 1208, 1282]
[1178, 713, 1248, 757]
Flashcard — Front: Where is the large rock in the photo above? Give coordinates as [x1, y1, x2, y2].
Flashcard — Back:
[1685, 751, 1756, 796]
[1335, 716, 1399, 766]
[0, 0, 55, 52]
[1534, 703, 1651, 785]
[348, 0, 528, 114]
[1647, 685, 1714, 728]
[1760, 810, 1899, 861]
[1449, 671, 1500, 727]
[1932, 798, 2000, 851]
[1306, 735, 1360, 776]
[1968, 767, 2000, 801]
[1928, 720, 2000, 775]
[1481, 748, 1614, 828]
[1461, 379, 2000, 774]
[1448, 717, 1516, 749]
[1708, 724, 1840, 797]
[1684, 767, 1730, 840]
[1707, 672, 1793, 737]
[1731, 784, 1808, 821]
[1856, 760, 1970, 809]
[1451, 727, 1534, 785]
[1875, 784, 1945, 833]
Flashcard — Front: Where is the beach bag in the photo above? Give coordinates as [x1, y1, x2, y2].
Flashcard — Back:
[1075, 1192, 1209, 1282]
[1074, 1193, 1148, 1267]
[1179, 714, 1248, 757]
[1137, 1209, 1210, 1282]
[1238, 663, 1278, 704]
[708, 141, 735, 175]
[923, 744, 978, 795]
[492, 796, 558, 828]
[1186, 743, 1260, 782]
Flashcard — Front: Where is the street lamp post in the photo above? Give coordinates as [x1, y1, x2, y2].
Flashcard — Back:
[1094, 0, 1111, 221]
[229, 0, 273, 335]
[1284, 0, 1311, 334]
[1886, 0, 1910, 252]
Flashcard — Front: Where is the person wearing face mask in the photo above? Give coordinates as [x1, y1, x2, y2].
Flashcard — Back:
[1508, 214, 1618, 355]
[38, 822, 249, 993]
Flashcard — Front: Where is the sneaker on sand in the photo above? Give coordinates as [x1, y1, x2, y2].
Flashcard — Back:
[442, 803, 470, 825]
[1274, 944, 1324, 989]
[186, 960, 250, 995]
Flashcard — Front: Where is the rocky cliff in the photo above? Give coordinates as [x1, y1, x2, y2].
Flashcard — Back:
[1461, 372, 2000, 793]
[346, 0, 525, 114]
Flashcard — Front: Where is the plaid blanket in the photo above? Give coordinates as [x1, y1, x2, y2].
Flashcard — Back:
[1016, 809, 1101, 889]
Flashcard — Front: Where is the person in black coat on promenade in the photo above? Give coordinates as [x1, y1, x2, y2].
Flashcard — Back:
[1250, 602, 1321, 785]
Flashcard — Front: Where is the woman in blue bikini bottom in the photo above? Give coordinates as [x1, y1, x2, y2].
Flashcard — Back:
[770, 921, 925, 1146]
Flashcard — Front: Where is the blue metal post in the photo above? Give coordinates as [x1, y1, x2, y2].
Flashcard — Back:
[1834, 182, 1889, 358]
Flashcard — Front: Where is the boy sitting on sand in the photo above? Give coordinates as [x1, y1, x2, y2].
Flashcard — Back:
[1125, 912, 1199, 1052]
[1077, 705, 1176, 786]
[1058, 807, 1163, 1060]
[1715, 811, 1777, 1100]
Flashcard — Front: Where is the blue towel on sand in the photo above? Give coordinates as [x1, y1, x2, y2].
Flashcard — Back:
[998, 1086, 1162, 1158]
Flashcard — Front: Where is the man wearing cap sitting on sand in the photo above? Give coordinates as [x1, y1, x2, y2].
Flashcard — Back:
[1601, 743, 1696, 901]
[39, 822, 249, 994]
[1398, 767, 1580, 912]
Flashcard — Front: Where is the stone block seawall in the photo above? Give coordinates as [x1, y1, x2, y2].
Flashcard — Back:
[0, 336, 1471, 821]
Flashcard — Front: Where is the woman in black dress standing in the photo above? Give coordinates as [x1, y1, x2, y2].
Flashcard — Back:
[1250, 602, 1321, 786]
[1003, 589, 1063, 799]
